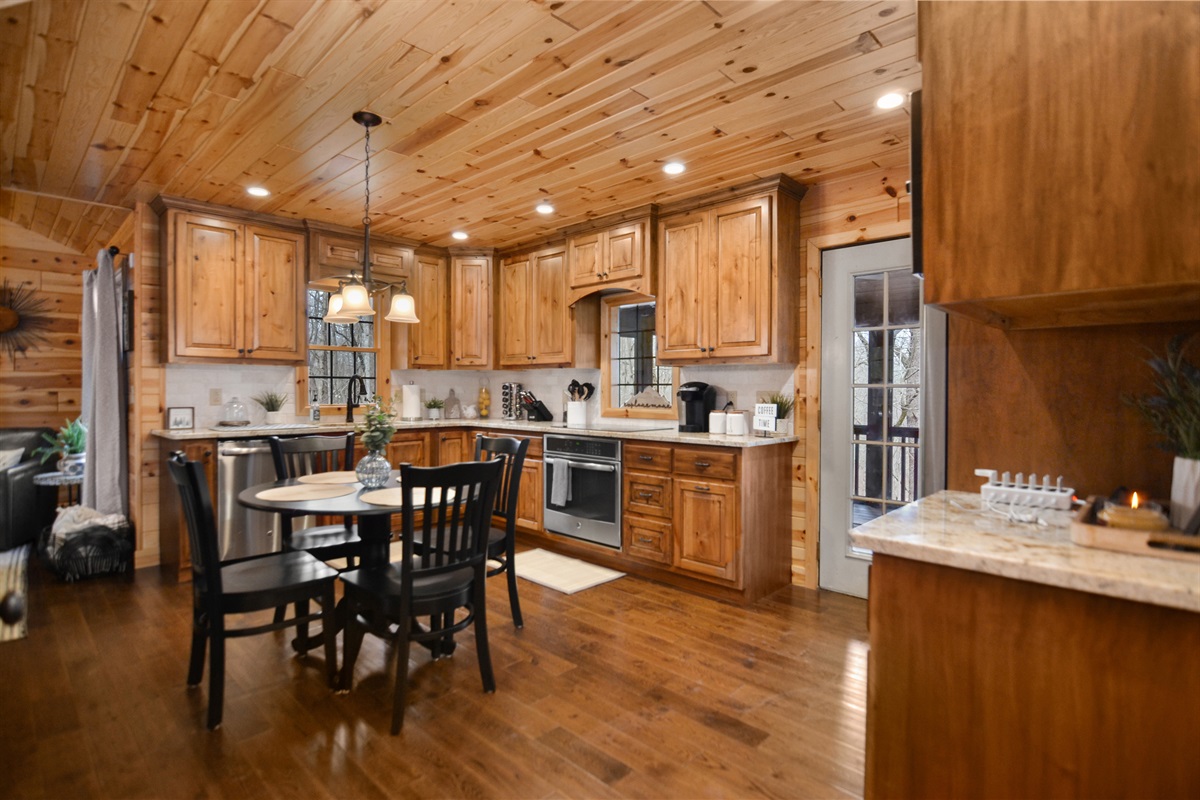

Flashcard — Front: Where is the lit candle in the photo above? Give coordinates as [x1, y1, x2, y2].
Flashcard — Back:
[1099, 492, 1170, 531]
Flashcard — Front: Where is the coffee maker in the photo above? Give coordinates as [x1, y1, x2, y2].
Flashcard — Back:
[676, 381, 716, 432]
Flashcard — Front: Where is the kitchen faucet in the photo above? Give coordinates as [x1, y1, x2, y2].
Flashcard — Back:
[345, 375, 368, 422]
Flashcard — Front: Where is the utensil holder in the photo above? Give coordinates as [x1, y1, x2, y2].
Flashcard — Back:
[566, 401, 587, 427]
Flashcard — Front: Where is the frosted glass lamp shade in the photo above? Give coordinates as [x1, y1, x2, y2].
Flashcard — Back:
[323, 292, 359, 324]
[338, 279, 374, 316]
[385, 288, 419, 323]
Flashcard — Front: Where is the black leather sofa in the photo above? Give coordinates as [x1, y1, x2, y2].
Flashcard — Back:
[0, 428, 58, 551]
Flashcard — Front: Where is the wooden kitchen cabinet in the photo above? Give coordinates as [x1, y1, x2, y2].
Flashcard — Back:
[307, 227, 414, 285]
[385, 433, 428, 467]
[656, 176, 804, 363]
[435, 430, 468, 465]
[450, 252, 492, 368]
[674, 477, 738, 582]
[566, 215, 653, 301]
[515, 458, 543, 532]
[408, 252, 448, 367]
[919, 1, 1200, 329]
[498, 244, 597, 368]
[165, 208, 305, 364]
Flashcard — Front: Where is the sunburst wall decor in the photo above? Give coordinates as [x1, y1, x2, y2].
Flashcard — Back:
[0, 279, 53, 366]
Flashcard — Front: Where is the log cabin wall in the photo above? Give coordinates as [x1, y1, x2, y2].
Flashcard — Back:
[947, 318, 1200, 502]
[129, 203, 164, 566]
[0, 245, 89, 429]
[793, 166, 911, 587]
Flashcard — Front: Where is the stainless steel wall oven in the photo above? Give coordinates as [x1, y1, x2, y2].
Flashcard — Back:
[542, 434, 621, 548]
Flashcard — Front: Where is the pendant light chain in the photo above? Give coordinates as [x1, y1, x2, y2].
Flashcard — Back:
[362, 122, 372, 230]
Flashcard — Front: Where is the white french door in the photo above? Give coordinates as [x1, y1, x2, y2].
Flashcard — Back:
[819, 238, 944, 598]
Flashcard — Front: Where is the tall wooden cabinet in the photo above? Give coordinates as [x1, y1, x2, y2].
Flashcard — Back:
[656, 177, 804, 363]
[498, 243, 597, 368]
[449, 252, 492, 368]
[920, 1, 1200, 329]
[566, 212, 654, 303]
[162, 201, 306, 364]
[408, 252, 448, 367]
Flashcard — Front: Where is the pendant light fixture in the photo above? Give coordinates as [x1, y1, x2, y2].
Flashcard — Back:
[322, 111, 419, 325]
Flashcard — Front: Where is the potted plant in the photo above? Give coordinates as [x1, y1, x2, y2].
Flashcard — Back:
[768, 392, 795, 435]
[355, 394, 398, 488]
[424, 397, 445, 420]
[1125, 334, 1200, 529]
[251, 390, 289, 424]
[33, 417, 88, 475]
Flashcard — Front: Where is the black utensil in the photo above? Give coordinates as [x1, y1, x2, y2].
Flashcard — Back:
[580, 382, 594, 401]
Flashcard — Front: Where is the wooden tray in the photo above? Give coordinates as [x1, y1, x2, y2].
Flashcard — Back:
[1071, 497, 1200, 563]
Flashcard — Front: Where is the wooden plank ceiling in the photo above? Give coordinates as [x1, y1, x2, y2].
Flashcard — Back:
[0, 0, 918, 256]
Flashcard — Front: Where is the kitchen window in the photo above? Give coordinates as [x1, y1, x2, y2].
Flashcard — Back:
[600, 294, 677, 419]
[301, 289, 389, 411]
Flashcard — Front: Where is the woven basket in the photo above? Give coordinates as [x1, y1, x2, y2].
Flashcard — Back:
[38, 523, 134, 582]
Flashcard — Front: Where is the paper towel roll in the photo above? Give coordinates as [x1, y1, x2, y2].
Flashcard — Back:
[401, 385, 422, 420]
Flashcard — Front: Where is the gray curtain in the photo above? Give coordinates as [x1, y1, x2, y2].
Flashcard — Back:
[81, 249, 128, 516]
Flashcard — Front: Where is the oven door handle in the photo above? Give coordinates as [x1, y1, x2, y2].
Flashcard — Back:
[544, 457, 617, 474]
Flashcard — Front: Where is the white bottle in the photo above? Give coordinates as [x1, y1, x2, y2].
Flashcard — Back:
[309, 393, 321, 423]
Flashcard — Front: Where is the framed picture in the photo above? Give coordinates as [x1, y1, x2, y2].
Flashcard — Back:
[167, 407, 194, 430]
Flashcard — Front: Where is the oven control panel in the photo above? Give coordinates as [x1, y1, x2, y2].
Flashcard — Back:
[544, 434, 620, 462]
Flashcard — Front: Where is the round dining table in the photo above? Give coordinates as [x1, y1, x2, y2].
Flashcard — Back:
[237, 472, 402, 570]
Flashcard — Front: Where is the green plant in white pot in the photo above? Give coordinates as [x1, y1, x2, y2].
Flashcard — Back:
[33, 417, 88, 476]
[1125, 334, 1200, 529]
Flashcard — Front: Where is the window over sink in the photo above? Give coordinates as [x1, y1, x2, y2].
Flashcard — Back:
[600, 294, 677, 419]
[300, 289, 387, 412]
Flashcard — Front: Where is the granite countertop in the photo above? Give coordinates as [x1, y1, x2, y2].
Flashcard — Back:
[150, 419, 798, 449]
[850, 490, 1200, 613]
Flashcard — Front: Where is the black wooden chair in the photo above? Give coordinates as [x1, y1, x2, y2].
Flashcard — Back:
[267, 434, 362, 567]
[166, 452, 338, 731]
[473, 434, 530, 629]
[338, 458, 504, 734]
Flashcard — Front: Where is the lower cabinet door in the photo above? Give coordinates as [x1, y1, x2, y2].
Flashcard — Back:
[673, 478, 738, 583]
[624, 515, 672, 564]
[516, 458, 543, 531]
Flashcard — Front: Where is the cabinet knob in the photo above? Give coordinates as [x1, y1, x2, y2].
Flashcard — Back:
[203, 450, 212, 458]
[246, 348, 254, 354]
[238, 348, 245, 355]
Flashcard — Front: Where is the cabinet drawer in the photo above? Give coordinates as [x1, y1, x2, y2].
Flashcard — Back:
[674, 448, 737, 481]
[623, 471, 671, 519]
[623, 515, 672, 565]
[624, 443, 672, 473]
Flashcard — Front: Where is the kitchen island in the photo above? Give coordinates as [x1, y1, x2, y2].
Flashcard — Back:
[154, 420, 796, 601]
[851, 491, 1200, 799]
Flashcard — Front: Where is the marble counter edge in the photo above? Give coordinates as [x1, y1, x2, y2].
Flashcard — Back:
[150, 421, 799, 448]
[850, 491, 1200, 613]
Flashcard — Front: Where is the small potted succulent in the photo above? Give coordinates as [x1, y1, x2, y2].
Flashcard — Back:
[355, 394, 398, 488]
[767, 392, 795, 435]
[33, 417, 88, 476]
[424, 397, 445, 420]
[252, 390, 289, 424]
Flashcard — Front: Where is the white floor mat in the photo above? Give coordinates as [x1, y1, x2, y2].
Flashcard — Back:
[514, 548, 625, 595]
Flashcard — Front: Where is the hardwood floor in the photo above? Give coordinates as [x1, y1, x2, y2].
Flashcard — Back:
[0, 552, 868, 799]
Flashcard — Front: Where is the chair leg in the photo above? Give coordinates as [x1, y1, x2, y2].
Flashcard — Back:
[295, 599, 310, 656]
[187, 605, 207, 687]
[391, 631, 413, 735]
[340, 605, 365, 692]
[207, 628, 226, 730]
[473, 581, 496, 695]
[320, 586, 337, 688]
[505, 556, 523, 629]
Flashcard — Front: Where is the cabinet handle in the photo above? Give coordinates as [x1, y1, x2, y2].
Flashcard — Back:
[695, 484, 710, 492]
[694, 461, 711, 469]
[637, 536, 654, 544]
[203, 450, 212, 458]
[639, 454, 654, 462]
[455, 357, 461, 362]
[637, 491, 654, 500]
[246, 348, 254, 354]
[237, 348, 245, 355]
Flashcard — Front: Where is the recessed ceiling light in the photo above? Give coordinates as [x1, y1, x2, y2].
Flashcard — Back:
[535, 201, 555, 215]
[663, 161, 686, 175]
[451, 231, 469, 241]
[246, 186, 270, 197]
[875, 92, 905, 110]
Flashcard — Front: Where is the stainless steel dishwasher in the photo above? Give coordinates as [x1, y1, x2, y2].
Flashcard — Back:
[216, 439, 281, 559]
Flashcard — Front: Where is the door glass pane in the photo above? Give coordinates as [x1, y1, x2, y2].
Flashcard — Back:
[887, 445, 919, 502]
[889, 387, 920, 436]
[854, 330, 885, 384]
[853, 273, 884, 328]
[889, 328, 921, 384]
[853, 388, 884, 440]
[851, 499, 883, 528]
[854, 443, 885, 499]
[888, 272, 922, 325]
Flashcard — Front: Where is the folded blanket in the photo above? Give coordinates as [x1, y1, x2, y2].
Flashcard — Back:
[50, 506, 129, 555]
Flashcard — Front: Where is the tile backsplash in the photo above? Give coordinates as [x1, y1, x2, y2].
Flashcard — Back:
[162, 362, 796, 430]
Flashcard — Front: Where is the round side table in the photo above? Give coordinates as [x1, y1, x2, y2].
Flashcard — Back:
[33, 471, 84, 506]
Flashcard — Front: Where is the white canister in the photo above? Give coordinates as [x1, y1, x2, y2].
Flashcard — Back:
[726, 411, 748, 436]
[708, 411, 727, 434]
[566, 401, 587, 427]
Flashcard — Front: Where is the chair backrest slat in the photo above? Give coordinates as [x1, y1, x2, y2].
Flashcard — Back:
[472, 435, 529, 524]
[400, 459, 503, 586]
[269, 434, 355, 480]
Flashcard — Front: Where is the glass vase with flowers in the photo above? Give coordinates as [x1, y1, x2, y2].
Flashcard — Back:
[355, 394, 398, 489]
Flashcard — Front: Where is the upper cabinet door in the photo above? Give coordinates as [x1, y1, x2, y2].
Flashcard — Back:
[604, 222, 644, 283]
[657, 213, 707, 360]
[568, 230, 603, 290]
[245, 225, 305, 362]
[409, 254, 447, 367]
[530, 246, 569, 364]
[174, 214, 243, 359]
[451, 255, 492, 368]
[498, 256, 532, 367]
[709, 196, 770, 358]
